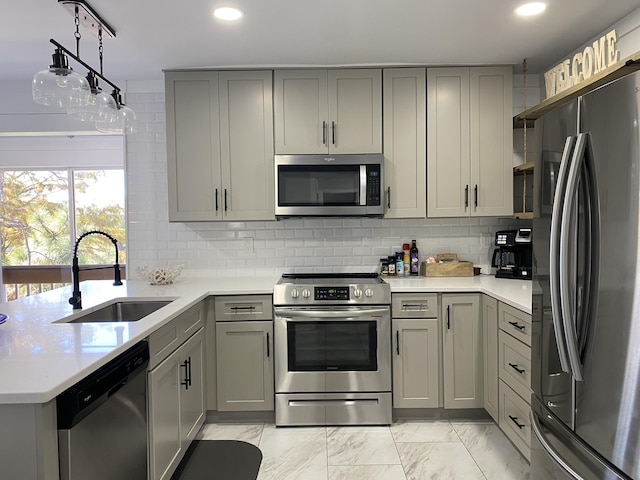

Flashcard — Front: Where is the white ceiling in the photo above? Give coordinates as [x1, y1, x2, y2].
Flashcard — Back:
[2, 0, 640, 85]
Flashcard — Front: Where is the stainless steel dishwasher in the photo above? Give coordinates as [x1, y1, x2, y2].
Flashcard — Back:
[57, 341, 149, 480]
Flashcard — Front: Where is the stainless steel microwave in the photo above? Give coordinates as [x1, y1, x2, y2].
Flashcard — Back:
[275, 154, 384, 218]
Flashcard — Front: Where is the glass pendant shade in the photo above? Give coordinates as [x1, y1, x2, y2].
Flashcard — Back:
[119, 105, 138, 134]
[69, 89, 118, 123]
[32, 49, 90, 108]
[96, 91, 137, 134]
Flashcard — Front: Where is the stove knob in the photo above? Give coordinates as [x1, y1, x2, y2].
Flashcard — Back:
[364, 288, 374, 298]
[302, 289, 311, 298]
[290, 288, 299, 299]
[353, 288, 362, 298]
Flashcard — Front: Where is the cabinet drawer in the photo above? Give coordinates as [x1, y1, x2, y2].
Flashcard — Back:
[148, 301, 206, 369]
[392, 293, 438, 318]
[498, 302, 531, 346]
[498, 330, 531, 400]
[499, 380, 531, 461]
[214, 295, 273, 321]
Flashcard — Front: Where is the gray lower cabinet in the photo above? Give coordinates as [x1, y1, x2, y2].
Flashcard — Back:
[442, 293, 483, 408]
[391, 293, 440, 408]
[483, 294, 499, 422]
[216, 321, 274, 411]
[148, 328, 205, 480]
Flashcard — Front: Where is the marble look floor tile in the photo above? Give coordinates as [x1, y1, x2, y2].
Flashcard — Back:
[197, 423, 264, 446]
[328, 465, 408, 480]
[390, 420, 460, 443]
[396, 442, 486, 480]
[452, 423, 530, 480]
[327, 428, 401, 466]
[257, 425, 328, 480]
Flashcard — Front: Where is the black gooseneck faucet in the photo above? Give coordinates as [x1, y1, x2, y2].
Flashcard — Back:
[69, 230, 123, 310]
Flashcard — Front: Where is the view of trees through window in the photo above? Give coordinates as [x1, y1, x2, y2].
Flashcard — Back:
[0, 169, 125, 299]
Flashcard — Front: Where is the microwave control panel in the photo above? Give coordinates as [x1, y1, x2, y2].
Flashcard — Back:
[366, 165, 381, 206]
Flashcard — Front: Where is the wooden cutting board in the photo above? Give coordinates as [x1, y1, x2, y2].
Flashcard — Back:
[423, 253, 474, 277]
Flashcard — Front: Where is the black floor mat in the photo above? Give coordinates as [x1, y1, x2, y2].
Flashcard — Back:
[171, 440, 262, 480]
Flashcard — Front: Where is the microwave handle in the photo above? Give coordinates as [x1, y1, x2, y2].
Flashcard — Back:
[360, 165, 367, 206]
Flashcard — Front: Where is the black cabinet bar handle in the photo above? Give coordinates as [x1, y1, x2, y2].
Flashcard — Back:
[224, 189, 228, 212]
[181, 359, 190, 389]
[331, 121, 336, 145]
[266, 333, 270, 358]
[322, 121, 327, 145]
[396, 330, 400, 355]
[508, 321, 526, 331]
[187, 357, 192, 387]
[509, 415, 526, 429]
[474, 185, 478, 207]
[465, 185, 469, 208]
[215, 188, 219, 212]
[509, 363, 525, 374]
[447, 305, 451, 330]
[387, 186, 391, 209]
[231, 306, 256, 311]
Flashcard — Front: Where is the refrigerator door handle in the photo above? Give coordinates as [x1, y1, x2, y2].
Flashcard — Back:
[560, 133, 592, 382]
[550, 136, 576, 374]
[530, 412, 585, 480]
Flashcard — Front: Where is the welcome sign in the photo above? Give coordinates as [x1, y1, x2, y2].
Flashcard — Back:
[544, 30, 620, 98]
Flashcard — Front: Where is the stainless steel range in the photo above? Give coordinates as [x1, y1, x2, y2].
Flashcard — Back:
[273, 273, 391, 426]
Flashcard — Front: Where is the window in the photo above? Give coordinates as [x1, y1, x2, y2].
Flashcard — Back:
[0, 135, 125, 301]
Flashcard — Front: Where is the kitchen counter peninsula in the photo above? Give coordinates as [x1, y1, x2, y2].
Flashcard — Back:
[0, 272, 530, 404]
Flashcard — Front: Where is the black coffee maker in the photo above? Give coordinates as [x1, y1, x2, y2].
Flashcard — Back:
[491, 229, 532, 279]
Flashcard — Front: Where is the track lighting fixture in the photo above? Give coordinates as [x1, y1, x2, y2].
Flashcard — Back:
[32, 0, 136, 135]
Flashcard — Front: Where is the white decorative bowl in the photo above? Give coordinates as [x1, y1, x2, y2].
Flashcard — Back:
[136, 265, 184, 285]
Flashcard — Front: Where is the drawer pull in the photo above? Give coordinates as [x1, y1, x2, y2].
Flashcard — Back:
[231, 306, 256, 312]
[509, 415, 526, 429]
[402, 303, 429, 310]
[509, 362, 525, 374]
[508, 321, 526, 331]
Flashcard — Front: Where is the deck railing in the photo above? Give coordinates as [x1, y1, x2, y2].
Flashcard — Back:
[2, 265, 127, 301]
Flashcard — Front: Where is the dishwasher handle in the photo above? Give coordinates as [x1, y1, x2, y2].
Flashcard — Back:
[57, 341, 149, 429]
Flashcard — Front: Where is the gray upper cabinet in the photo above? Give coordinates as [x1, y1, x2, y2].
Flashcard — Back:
[274, 69, 382, 154]
[427, 67, 513, 218]
[383, 68, 427, 218]
[166, 70, 274, 222]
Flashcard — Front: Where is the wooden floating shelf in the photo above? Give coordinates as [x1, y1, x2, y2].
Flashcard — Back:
[514, 161, 534, 173]
[513, 212, 534, 220]
[514, 51, 640, 124]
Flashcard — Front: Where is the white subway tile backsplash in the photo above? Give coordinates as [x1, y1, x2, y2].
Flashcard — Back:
[124, 91, 527, 277]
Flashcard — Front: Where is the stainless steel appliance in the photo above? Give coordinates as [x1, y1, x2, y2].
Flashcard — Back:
[57, 341, 149, 480]
[531, 71, 640, 479]
[273, 273, 391, 426]
[491, 228, 533, 279]
[274, 154, 384, 218]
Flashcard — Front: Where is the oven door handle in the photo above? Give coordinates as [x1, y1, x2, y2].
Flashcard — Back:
[274, 308, 389, 319]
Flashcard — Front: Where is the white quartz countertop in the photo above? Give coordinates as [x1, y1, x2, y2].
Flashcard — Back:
[0, 271, 530, 404]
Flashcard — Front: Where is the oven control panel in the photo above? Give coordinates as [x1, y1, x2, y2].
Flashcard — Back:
[315, 286, 349, 301]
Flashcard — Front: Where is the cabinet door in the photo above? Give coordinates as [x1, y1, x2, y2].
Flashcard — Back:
[383, 68, 426, 218]
[470, 67, 513, 216]
[179, 329, 205, 451]
[426, 68, 470, 217]
[392, 318, 439, 408]
[442, 294, 483, 408]
[148, 348, 181, 480]
[165, 71, 221, 222]
[483, 295, 499, 422]
[274, 70, 328, 154]
[219, 71, 275, 220]
[216, 321, 274, 411]
[328, 69, 382, 154]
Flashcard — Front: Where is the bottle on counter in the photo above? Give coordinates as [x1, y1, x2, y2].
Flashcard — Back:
[380, 258, 389, 276]
[410, 239, 420, 276]
[388, 256, 396, 275]
[403, 243, 410, 275]
[395, 252, 404, 276]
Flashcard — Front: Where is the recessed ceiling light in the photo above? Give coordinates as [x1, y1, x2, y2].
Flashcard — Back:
[213, 6, 244, 21]
[515, 2, 547, 16]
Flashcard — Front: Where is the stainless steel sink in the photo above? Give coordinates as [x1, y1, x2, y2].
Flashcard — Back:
[62, 300, 173, 323]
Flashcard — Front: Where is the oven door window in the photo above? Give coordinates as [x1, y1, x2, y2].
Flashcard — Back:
[287, 321, 377, 371]
[278, 165, 361, 206]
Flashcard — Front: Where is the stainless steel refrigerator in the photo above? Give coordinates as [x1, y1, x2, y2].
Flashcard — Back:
[531, 70, 640, 479]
